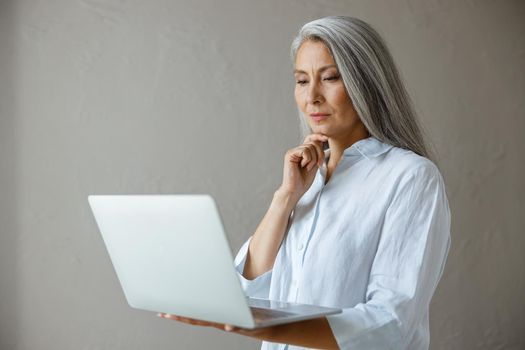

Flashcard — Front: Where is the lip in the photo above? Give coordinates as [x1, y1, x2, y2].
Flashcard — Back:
[310, 113, 330, 121]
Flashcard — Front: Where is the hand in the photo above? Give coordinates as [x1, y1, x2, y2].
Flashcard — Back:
[157, 313, 271, 338]
[157, 312, 232, 331]
[278, 133, 328, 204]
[158, 313, 339, 349]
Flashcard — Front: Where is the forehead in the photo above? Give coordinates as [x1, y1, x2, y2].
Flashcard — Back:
[294, 40, 336, 71]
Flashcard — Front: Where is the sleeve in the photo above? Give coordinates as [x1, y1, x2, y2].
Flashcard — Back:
[233, 236, 272, 299]
[326, 162, 452, 349]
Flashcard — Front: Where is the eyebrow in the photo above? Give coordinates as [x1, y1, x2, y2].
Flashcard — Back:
[293, 64, 338, 74]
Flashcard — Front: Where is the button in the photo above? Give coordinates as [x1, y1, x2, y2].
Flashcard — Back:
[298, 243, 304, 251]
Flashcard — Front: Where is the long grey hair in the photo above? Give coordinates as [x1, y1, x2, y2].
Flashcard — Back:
[290, 16, 434, 161]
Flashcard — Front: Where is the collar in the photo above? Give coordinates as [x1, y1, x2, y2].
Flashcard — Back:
[323, 136, 393, 160]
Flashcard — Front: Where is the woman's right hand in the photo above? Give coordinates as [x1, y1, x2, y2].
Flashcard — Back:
[243, 134, 328, 280]
[277, 133, 328, 205]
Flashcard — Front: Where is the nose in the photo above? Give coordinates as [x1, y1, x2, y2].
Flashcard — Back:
[306, 80, 324, 105]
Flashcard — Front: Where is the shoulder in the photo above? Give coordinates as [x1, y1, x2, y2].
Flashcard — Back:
[374, 147, 450, 224]
[381, 145, 444, 188]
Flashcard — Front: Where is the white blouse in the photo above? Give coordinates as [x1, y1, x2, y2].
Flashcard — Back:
[233, 136, 451, 350]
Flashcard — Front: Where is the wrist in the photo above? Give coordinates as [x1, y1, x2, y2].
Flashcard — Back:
[272, 188, 298, 213]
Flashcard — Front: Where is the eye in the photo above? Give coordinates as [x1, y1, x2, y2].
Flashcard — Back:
[296, 80, 307, 85]
[323, 75, 340, 81]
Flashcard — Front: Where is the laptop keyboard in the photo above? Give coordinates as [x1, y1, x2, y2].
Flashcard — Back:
[250, 307, 297, 323]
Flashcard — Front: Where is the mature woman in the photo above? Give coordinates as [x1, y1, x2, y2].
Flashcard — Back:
[159, 16, 451, 350]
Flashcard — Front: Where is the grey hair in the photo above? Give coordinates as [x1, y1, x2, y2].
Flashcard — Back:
[290, 16, 434, 161]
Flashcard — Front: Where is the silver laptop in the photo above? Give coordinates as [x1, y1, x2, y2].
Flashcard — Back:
[88, 194, 341, 329]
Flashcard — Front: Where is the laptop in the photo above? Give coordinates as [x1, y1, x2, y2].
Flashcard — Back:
[88, 194, 342, 329]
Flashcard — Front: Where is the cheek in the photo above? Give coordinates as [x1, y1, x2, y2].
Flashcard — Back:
[331, 88, 354, 112]
[294, 89, 306, 108]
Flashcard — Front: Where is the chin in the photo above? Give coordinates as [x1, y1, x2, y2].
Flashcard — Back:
[310, 124, 333, 136]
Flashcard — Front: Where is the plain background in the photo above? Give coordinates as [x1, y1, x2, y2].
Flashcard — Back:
[1, 0, 524, 349]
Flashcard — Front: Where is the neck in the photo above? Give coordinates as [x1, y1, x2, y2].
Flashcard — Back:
[326, 125, 370, 170]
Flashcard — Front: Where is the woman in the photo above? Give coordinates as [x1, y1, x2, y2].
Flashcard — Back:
[159, 16, 451, 350]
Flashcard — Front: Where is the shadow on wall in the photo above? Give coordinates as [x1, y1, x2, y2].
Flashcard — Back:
[0, 1, 18, 348]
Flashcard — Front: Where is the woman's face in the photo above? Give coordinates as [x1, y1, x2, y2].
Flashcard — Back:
[294, 40, 365, 140]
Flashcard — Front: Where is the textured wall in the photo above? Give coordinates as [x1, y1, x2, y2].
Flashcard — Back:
[0, 0, 523, 349]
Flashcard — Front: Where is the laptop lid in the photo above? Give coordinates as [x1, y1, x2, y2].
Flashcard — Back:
[88, 194, 256, 328]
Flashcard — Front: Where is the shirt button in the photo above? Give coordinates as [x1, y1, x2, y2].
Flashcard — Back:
[298, 243, 304, 251]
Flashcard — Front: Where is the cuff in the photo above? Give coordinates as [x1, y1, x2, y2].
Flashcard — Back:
[326, 303, 402, 349]
[233, 236, 272, 299]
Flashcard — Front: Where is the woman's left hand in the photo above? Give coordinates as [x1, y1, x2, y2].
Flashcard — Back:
[157, 313, 270, 338]
[158, 313, 338, 349]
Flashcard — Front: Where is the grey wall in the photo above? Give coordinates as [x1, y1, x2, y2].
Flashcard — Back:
[0, 0, 523, 349]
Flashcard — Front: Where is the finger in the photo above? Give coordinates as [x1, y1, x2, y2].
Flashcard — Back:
[224, 324, 237, 332]
[304, 133, 328, 144]
[159, 314, 191, 323]
[312, 142, 325, 167]
[178, 316, 211, 326]
[223, 324, 259, 335]
[304, 144, 324, 171]
[304, 142, 324, 168]
[160, 313, 220, 327]
[300, 147, 314, 168]
[304, 137, 326, 167]
[159, 313, 179, 320]
[288, 148, 304, 163]
[304, 147, 318, 171]
[289, 145, 319, 169]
